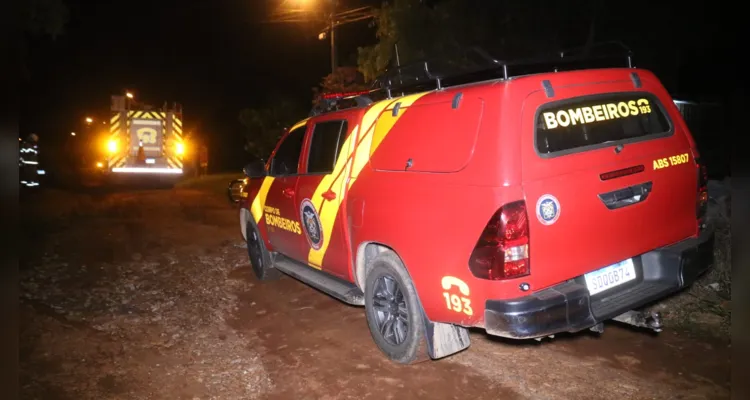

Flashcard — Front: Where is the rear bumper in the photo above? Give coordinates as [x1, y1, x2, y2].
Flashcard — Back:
[484, 225, 715, 339]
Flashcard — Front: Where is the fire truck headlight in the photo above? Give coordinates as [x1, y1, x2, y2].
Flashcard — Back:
[175, 142, 185, 155]
[107, 140, 118, 153]
[96, 162, 104, 168]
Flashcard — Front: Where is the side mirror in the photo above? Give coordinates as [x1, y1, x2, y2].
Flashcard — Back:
[243, 159, 267, 178]
[227, 178, 246, 204]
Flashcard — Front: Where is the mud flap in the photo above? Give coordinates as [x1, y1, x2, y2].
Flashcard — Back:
[422, 318, 471, 359]
[411, 283, 471, 361]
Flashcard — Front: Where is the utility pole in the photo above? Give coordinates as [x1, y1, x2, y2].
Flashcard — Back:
[328, 0, 337, 73]
[330, 14, 336, 72]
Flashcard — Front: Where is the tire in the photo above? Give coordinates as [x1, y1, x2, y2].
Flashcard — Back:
[364, 251, 427, 364]
[245, 220, 280, 281]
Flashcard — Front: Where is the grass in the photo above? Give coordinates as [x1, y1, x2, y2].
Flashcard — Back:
[645, 202, 731, 339]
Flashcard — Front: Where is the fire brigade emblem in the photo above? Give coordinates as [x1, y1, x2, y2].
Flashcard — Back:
[300, 199, 324, 250]
[536, 194, 560, 226]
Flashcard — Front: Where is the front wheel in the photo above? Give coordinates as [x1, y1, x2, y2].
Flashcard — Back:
[245, 221, 280, 281]
[364, 251, 427, 364]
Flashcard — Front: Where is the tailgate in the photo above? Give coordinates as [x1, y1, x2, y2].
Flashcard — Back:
[521, 80, 699, 290]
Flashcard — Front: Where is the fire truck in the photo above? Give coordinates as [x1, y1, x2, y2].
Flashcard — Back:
[104, 95, 185, 176]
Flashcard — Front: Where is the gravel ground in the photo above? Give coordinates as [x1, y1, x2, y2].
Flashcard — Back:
[19, 180, 731, 399]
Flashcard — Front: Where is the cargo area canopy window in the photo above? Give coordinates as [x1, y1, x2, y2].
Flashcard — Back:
[535, 92, 672, 156]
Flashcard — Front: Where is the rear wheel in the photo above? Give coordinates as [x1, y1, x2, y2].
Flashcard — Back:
[364, 251, 426, 364]
[246, 221, 280, 281]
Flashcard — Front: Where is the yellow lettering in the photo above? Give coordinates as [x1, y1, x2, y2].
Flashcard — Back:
[593, 105, 605, 121]
[568, 108, 584, 125]
[606, 103, 619, 119]
[544, 98, 654, 132]
[654, 154, 690, 170]
[543, 112, 558, 129]
[637, 98, 652, 114]
[582, 107, 595, 123]
[628, 100, 639, 116]
[617, 102, 630, 117]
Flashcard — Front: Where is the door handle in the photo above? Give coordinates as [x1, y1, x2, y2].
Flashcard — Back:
[598, 181, 652, 210]
[322, 190, 337, 201]
[282, 188, 295, 198]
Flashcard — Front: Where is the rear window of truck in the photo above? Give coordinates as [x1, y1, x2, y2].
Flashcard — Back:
[535, 92, 672, 156]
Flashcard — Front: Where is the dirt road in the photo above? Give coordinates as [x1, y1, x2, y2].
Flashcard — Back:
[19, 181, 730, 399]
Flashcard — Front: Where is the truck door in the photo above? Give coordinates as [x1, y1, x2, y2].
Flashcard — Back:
[263, 123, 309, 259]
[295, 118, 353, 280]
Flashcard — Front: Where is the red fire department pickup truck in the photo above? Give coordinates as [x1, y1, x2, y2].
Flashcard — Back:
[231, 46, 714, 364]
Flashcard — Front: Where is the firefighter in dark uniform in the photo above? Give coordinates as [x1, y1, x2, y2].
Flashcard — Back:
[19, 133, 40, 187]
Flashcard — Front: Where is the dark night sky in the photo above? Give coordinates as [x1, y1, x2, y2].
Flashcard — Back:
[21, 0, 380, 171]
[21, 0, 730, 173]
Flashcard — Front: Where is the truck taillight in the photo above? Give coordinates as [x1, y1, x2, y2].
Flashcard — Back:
[696, 157, 708, 228]
[468, 201, 530, 280]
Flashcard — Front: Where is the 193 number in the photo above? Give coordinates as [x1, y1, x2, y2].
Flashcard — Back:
[442, 293, 473, 316]
[441, 276, 473, 316]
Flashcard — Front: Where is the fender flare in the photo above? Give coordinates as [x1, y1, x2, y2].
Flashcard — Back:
[357, 243, 470, 360]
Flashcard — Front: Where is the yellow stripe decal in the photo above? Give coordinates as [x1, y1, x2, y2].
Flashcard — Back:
[306, 92, 428, 267]
[167, 155, 183, 168]
[141, 112, 153, 119]
[111, 114, 120, 125]
[290, 118, 309, 132]
[251, 177, 276, 223]
[369, 93, 426, 154]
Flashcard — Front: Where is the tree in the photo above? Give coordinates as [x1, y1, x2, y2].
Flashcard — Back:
[311, 66, 369, 106]
[356, 0, 577, 83]
[238, 95, 306, 160]
[357, 0, 496, 81]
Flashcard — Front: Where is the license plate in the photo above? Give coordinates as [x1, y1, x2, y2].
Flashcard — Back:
[584, 258, 636, 296]
[145, 158, 155, 164]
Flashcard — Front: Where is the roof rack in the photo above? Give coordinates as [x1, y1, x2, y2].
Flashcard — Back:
[309, 90, 375, 117]
[371, 41, 635, 98]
